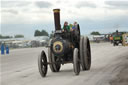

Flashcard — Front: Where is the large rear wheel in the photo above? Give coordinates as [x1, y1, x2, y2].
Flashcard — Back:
[83, 37, 91, 70]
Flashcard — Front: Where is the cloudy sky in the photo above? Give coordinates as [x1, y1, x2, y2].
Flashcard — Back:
[1, 0, 128, 37]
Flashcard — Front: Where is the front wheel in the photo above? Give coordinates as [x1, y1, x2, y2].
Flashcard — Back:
[52, 55, 61, 72]
[73, 48, 80, 75]
[48, 40, 61, 72]
[38, 50, 48, 77]
[48, 47, 56, 72]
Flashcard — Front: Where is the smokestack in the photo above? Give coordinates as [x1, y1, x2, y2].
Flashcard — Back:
[53, 9, 61, 30]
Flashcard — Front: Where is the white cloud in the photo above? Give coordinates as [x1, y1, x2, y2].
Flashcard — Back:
[35, 1, 52, 8]
[76, 1, 97, 8]
[104, 1, 128, 10]
[1, 0, 128, 36]
[1, 1, 31, 8]
[1, 0, 128, 24]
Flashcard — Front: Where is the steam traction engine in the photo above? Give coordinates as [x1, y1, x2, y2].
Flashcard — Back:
[38, 9, 91, 77]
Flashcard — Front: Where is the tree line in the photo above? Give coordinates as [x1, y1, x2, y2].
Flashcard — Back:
[0, 34, 24, 39]
[34, 29, 49, 36]
[0, 30, 102, 39]
[90, 31, 101, 35]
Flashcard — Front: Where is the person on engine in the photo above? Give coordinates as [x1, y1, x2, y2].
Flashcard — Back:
[63, 21, 70, 32]
[71, 22, 78, 31]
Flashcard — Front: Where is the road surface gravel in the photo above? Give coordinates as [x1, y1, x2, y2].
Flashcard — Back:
[1, 43, 128, 85]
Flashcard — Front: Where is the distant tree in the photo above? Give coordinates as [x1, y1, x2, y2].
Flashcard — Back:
[0, 35, 12, 39]
[15, 34, 24, 38]
[0, 35, 2, 38]
[49, 31, 54, 38]
[90, 31, 101, 35]
[34, 30, 41, 36]
[41, 30, 49, 36]
[34, 29, 49, 36]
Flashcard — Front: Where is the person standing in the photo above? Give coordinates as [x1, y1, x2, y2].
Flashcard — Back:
[1, 43, 5, 55]
[6, 45, 9, 54]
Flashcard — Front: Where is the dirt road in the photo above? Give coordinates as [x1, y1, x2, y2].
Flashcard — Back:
[1, 43, 128, 85]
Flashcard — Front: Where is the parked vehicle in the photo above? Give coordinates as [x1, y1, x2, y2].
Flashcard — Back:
[113, 30, 123, 46]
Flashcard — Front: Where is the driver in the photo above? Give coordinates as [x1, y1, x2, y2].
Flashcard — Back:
[63, 21, 70, 32]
